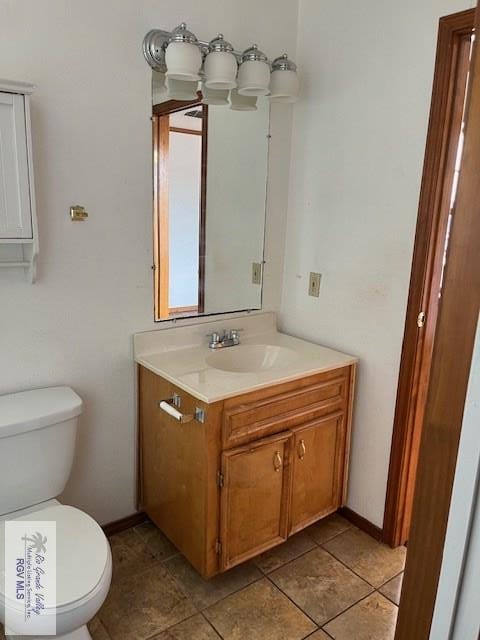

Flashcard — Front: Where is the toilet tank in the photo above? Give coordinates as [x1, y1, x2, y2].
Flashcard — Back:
[0, 387, 83, 516]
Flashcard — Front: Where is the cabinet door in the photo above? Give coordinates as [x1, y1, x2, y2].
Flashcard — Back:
[290, 414, 345, 534]
[0, 92, 32, 238]
[220, 431, 292, 571]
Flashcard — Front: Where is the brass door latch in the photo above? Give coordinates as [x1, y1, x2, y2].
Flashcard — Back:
[70, 205, 89, 221]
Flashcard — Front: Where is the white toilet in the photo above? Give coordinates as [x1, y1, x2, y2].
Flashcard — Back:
[0, 387, 112, 640]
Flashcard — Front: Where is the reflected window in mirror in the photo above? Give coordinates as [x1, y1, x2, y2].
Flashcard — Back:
[151, 71, 269, 322]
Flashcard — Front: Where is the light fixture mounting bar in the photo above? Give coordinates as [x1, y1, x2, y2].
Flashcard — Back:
[143, 27, 272, 72]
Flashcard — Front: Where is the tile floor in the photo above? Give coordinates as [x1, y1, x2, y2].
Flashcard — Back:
[0, 514, 406, 640]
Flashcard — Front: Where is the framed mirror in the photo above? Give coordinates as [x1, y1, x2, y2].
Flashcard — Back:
[151, 71, 269, 321]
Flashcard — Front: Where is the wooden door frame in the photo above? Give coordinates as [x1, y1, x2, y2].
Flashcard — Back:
[152, 97, 208, 320]
[396, 2, 480, 635]
[383, 8, 475, 547]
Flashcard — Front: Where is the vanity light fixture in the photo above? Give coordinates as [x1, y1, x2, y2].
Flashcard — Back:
[143, 24, 300, 104]
[166, 77, 199, 101]
[204, 35, 238, 90]
[201, 85, 230, 105]
[229, 89, 258, 111]
[164, 23, 203, 81]
[269, 54, 300, 103]
[237, 45, 270, 96]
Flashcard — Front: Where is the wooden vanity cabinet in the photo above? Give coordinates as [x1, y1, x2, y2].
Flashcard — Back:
[138, 362, 356, 578]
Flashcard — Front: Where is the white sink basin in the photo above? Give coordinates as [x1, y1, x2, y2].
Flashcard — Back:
[206, 344, 300, 373]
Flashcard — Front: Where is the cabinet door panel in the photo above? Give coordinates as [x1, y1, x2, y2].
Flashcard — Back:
[0, 92, 32, 238]
[220, 431, 292, 571]
[290, 414, 345, 534]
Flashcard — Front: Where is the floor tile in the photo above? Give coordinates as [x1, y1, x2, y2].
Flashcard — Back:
[307, 513, 352, 545]
[306, 631, 331, 639]
[165, 553, 262, 610]
[109, 528, 159, 579]
[323, 528, 406, 588]
[204, 578, 317, 640]
[254, 530, 316, 573]
[135, 521, 179, 562]
[324, 592, 398, 640]
[98, 564, 197, 640]
[153, 614, 221, 639]
[379, 572, 404, 606]
[270, 547, 372, 626]
[88, 616, 111, 639]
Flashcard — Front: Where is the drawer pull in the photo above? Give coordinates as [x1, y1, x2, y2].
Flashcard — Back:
[273, 451, 283, 472]
[298, 439, 306, 460]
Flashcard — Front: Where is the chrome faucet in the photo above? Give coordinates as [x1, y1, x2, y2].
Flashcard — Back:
[207, 329, 242, 350]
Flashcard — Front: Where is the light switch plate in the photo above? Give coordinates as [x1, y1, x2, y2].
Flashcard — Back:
[309, 272, 322, 297]
[252, 262, 262, 285]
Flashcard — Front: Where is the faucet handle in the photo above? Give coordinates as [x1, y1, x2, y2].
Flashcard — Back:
[229, 328, 243, 340]
[206, 331, 222, 346]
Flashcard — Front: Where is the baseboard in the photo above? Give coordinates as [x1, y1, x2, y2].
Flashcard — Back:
[103, 508, 382, 541]
[339, 507, 383, 541]
[102, 511, 148, 537]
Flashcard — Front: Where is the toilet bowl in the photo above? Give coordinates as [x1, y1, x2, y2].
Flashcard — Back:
[0, 387, 112, 639]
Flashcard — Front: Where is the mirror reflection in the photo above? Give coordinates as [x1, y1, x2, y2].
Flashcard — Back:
[152, 71, 269, 321]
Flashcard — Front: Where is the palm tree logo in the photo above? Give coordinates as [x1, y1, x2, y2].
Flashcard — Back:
[22, 532, 47, 554]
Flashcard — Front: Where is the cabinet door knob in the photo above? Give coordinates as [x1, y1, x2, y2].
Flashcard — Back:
[273, 451, 283, 472]
[298, 439, 306, 460]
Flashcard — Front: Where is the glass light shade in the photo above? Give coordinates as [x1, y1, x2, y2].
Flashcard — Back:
[229, 89, 258, 111]
[152, 71, 167, 104]
[237, 60, 270, 96]
[166, 78, 199, 101]
[269, 69, 299, 103]
[204, 51, 238, 90]
[201, 86, 230, 105]
[165, 41, 202, 81]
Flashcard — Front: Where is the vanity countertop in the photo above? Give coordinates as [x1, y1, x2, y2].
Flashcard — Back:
[135, 316, 357, 403]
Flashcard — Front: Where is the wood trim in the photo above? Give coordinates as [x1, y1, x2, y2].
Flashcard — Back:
[103, 512, 148, 537]
[342, 363, 356, 505]
[168, 305, 199, 315]
[339, 507, 383, 542]
[152, 115, 160, 321]
[383, 9, 475, 548]
[136, 364, 143, 511]
[169, 126, 203, 136]
[153, 95, 203, 116]
[395, 3, 480, 636]
[152, 99, 207, 320]
[153, 114, 170, 320]
[158, 114, 170, 319]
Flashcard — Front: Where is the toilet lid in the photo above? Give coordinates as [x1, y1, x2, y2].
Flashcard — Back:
[0, 505, 110, 609]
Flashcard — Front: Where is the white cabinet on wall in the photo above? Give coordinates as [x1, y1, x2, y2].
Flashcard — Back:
[0, 80, 38, 282]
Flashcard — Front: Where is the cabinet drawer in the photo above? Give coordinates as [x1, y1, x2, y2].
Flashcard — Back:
[222, 367, 350, 449]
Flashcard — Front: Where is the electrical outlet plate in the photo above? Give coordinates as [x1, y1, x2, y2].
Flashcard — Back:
[252, 262, 262, 285]
[309, 272, 321, 297]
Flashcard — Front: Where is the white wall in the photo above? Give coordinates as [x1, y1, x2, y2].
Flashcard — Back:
[169, 131, 201, 308]
[0, 0, 298, 524]
[280, 0, 475, 527]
